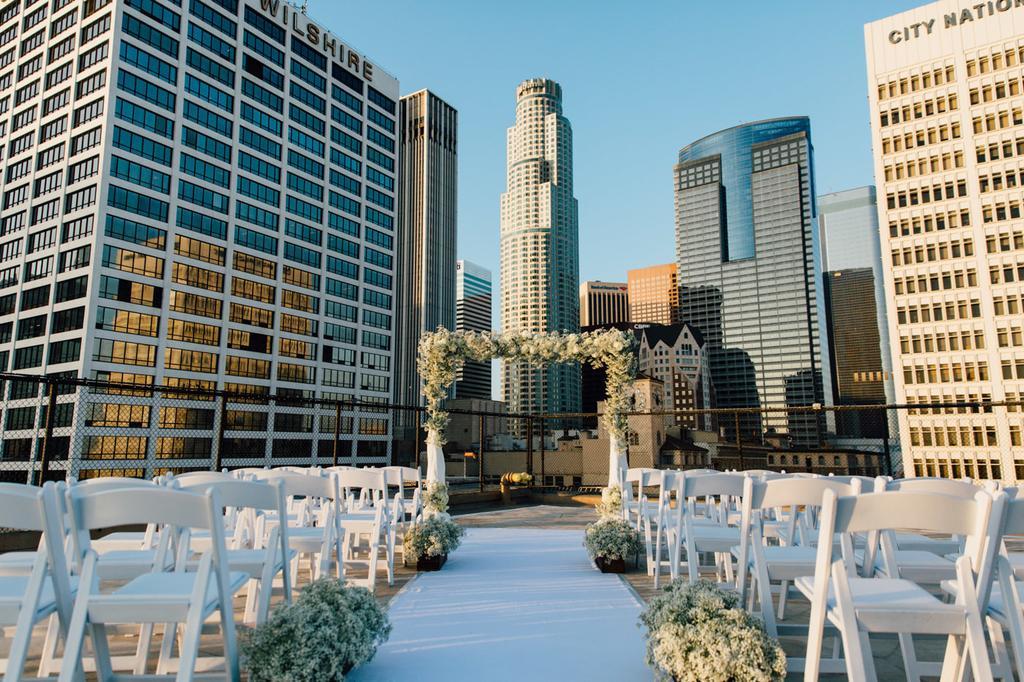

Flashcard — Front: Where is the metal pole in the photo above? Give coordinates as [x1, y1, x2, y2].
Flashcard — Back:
[882, 406, 893, 477]
[214, 393, 227, 472]
[414, 410, 421, 470]
[538, 417, 545, 482]
[332, 401, 341, 466]
[37, 380, 57, 486]
[526, 416, 533, 478]
[735, 411, 744, 471]
[478, 414, 485, 493]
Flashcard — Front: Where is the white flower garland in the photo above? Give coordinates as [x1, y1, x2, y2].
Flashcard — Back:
[417, 328, 637, 446]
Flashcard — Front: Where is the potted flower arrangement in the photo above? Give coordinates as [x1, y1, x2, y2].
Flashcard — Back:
[584, 516, 642, 573]
[241, 579, 390, 682]
[403, 513, 466, 571]
[640, 579, 786, 682]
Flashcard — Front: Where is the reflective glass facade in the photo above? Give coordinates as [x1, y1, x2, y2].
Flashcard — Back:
[0, 0, 399, 471]
[675, 118, 832, 445]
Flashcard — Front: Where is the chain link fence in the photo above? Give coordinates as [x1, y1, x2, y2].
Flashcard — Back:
[6, 372, 1024, 489]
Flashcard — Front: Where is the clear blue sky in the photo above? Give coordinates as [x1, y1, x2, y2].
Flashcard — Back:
[313, 0, 923, 294]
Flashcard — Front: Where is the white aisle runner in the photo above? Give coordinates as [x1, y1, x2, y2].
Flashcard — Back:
[350, 527, 652, 681]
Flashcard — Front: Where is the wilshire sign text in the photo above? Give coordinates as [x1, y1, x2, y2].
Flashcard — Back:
[889, 0, 1024, 44]
[257, 0, 375, 83]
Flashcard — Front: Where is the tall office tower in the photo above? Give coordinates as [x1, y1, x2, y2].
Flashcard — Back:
[627, 263, 680, 325]
[866, 2, 1024, 481]
[819, 187, 894, 438]
[499, 78, 580, 416]
[454, 260, 492, 400]
[579, 280, 628, 327]
[394, 90, 457, 441]
[0, 0, 400, 476]
[675, 118, 832, 446]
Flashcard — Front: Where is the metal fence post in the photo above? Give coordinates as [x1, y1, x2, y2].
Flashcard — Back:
[734, 411, 744, 471]
[332, 401, 342, 466]
[525, 416, 533, 479]
[882, 406, 893, 477]
[478, 414, 485, 493]
[538, 417, 545, 482]
[414, 410, 421, 470]
[36, 380, 57, 486]
[214, 393, 228, 472]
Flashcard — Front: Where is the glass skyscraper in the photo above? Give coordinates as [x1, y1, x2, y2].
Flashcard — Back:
[499, 78, 580, 417]
[394, 90, 457, 439]
[454, 259, 491, 400]
[0, 0, 399, 475]
[674, 118, 832, 445]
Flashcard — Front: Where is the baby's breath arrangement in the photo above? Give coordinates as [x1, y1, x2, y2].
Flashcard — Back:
[584, 517, 641, 561]
[403, 514, 465, 563]
[241, 579, 390, 682]
[422, 481, 449, 515]
[641, 579, 786, 682]
[595, 484, 623, 519]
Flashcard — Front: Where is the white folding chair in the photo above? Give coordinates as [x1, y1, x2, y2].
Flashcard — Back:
[856, 476, 981, 583]
[0, 482, 75, 681]
[655, 472, 748, 588]
[175, 477, 294, 624]
[332, 468, 391, 589]
[245, 469, 345, 595]
[734, 477, 860, 673]
[799, 489, 1000, 682]
[59, 485, 247, 681]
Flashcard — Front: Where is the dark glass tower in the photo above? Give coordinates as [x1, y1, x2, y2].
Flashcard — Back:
[674, 118, 832, 446]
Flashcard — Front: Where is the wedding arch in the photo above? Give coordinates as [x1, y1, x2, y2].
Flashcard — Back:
[416, 328, 637, 486]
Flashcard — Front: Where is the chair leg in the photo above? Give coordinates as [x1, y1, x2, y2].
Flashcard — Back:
[88, 623, 115, 682]
[175, 602, 207, 682]
[987, 616, 1013, 681]
[132, 622, 155, 674]
[755, 564, 777, 638]
[897, 633, 921, 681]
[777, 580, 790, 620]
[653, 526, 663, 589]
[37, 612, 61, 677]
[832, 563, 875, 682]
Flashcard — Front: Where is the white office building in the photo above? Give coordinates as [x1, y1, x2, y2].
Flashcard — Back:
[0, 0, 399, 478]
[867, 0, 1024, 480]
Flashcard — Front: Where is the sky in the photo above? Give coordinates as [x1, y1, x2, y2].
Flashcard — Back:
[308, 0, 927, 398]
[314, 0, 925, 285]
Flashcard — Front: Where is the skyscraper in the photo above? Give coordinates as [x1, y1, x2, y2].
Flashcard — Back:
[394, 90, 457, 433]
[499, 78, 580, 416]
[866, 2, 1024, 480]
[675, 118, 832, 446]
[819, 187, 894, 438]
[627, 263, 680, 325]
[0, 0, 401, 474]
[455, 260, 492, 400]
[579, 281, 628, 327]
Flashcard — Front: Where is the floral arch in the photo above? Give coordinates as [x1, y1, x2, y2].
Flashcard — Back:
[416, 328, 637, 486]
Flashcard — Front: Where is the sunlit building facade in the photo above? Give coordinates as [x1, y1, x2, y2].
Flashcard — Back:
[867, 1, 1024, 480]
[579, 280, 628, 327]
[499, 78, 580, 417]
[0, 0, 400, 477]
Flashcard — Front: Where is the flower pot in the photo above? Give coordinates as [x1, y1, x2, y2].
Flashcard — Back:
[416, 554, 447, 571]
[595, 556, 626, 574]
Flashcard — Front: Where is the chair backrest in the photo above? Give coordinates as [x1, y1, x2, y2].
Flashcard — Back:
[71, 476, 160, 492]
[826, 474, 878, 492]
[334, 468, 386, 496]
[175, 478, 284, 514]
[750, 477, 861, 511]
[384, 466, 421, 488]
[171, 471, 238, 486]
[884, 476, 980, 499]
[246, 469, 338, 501]
[681, 472, 747, 499]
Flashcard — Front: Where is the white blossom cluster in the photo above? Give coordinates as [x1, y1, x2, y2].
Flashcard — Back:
[595, 484, 623, 519]
[417, 328, 637, 444]
[422, 481, 450, 515]
[403, 514, 465, 562]
[241, 579, 391, 681]
[640, 579, 786, 682]
[583, 517, 641, 561]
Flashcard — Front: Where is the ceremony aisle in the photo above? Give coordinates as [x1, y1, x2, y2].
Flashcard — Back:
[350, 527, 651, 681]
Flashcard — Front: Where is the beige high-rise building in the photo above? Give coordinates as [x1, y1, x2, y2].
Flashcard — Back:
[866, 1, 1024, 481]
[580, 281, 629, 327]
[499, 79, 580, 416]
[627, 264, 680, 325]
